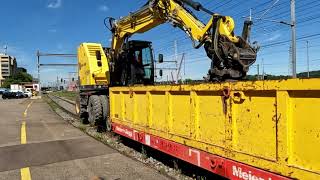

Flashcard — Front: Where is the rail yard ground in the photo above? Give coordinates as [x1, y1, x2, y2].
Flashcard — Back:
[0, 97, 172, 180]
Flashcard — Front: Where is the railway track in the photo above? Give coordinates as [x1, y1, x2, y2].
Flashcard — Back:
[47, 94, 77, 116]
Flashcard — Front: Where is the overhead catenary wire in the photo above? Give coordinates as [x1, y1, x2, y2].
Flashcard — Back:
[148, 0, 320, 77]
[158, 0, 316, 52]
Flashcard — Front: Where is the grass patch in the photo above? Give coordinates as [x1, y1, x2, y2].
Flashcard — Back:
[78, 124, 87, 132]
[93, 133, 103, 141]
[159, 167, 166, 174]
[51, 91, 77, 101]
[141, 146, 148, 160]
[43, 95, 59, 111]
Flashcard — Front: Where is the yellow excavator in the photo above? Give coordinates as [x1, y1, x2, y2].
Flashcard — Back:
[108, 0, 258, 82]
[76, 0, 258, 129]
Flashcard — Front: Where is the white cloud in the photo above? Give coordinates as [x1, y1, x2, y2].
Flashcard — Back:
[48, 29, 57, 33]
[265, 33, 281, 42]
[99, 5, 109, 12]
[47, 0, 62, 9]
[57, 43, 63, 50]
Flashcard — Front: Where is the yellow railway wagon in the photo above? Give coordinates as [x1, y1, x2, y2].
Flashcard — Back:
[109, 78, 320, 180]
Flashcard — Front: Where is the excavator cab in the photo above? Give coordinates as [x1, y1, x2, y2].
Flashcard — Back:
[116, 40, 155, 86]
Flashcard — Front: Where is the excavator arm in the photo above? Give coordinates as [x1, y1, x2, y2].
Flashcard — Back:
[107, 0, 258, 80]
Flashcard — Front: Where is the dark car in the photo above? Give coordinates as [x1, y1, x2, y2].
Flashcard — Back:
[2, 91, 16, 99]
[16, 92, 26, 98]
[0, 88, 7, 95]
[2, 91, 27, 99]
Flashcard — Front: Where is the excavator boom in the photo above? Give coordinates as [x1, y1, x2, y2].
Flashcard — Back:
[107, 0, 258, 81]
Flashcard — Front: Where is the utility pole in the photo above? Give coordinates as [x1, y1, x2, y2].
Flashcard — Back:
[56, 76, 59, 89]
[288, 45, 292, 75]
[4, 45, 7, 55]
[171, 72, 175, 83]
[257, 64, 260, 80]
[36, 51, 77, 93]
[174, 40, 178, 65]
[291, 0, 297, 78]
[244, 1, 296, 78]
[262, 58, 265, 80]
[176, 53, 185, 82]
[306, 41, 310, 78]
[173, 40, 178, 82]
[154, 53, 157, 80]
[183, 54, 186, 77]
[37, 50, 41, 96]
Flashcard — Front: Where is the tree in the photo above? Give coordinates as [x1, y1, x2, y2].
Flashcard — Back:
[1, 71, 33, 88]
[184, 78, 193, 84]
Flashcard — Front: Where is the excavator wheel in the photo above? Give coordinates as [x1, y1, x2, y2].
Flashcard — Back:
[87, 95, 103, 127]
[76, 94, 89, 124]
[75, 95, 81, 115]
[99, 95, 112, 132]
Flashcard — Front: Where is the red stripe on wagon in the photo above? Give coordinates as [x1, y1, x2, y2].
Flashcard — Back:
[112, 123, 290, 180]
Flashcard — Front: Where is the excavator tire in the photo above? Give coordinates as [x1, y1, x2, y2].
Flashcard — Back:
[87, 95, 103, 126]
[76, 94, 89, 124]
[99, 95, 111, 132]
[75, 95, 81, 115]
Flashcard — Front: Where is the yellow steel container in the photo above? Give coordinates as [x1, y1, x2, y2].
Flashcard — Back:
[109, 78, 320, 179]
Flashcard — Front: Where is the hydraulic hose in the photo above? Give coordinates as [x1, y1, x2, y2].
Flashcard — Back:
[177, 0, 214, 14]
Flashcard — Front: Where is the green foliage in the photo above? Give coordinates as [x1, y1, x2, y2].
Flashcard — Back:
[245, 74, 291, 80]
[1, 71, 33, 88]
[298, 70, 320, 78]
[51, 91, 77, 101]
[179, 70, 320, 83]
[246, 70, 320, 81]
[184, 78, 193, 83]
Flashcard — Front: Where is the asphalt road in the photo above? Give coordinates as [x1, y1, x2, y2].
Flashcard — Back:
[0, 98, 169, 180]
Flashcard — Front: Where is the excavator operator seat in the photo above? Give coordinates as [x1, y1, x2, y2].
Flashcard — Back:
[125, 40, 155, 85]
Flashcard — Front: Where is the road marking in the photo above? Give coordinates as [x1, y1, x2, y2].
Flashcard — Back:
[23, 101, 33, 117]
[21, 101, 32, 180]
[20, 167, 31, 180]
[21, 121, 27, 144]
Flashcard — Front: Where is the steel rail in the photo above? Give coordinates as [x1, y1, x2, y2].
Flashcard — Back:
[47, 94, 77, 117]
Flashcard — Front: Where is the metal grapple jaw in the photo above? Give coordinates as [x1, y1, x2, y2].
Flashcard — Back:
[205, 42, 258, 81]
[225, 37, 258, 72]
[205, 18, 259, 81]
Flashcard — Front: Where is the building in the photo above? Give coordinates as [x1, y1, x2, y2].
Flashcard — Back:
[20, 82, 40, 92]
[0, 54, 17, 86]
[67, 81, 78, 91]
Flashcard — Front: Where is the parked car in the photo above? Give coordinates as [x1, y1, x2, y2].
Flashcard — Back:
[0, 88, 8, 95]
[23, 91, 32, 98]
[2, 91, 17, 99]
[2, 91, 28, 99]
[16, 91, 27, 98]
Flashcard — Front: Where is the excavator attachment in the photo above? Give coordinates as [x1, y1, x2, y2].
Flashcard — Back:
[205, 17, 258, 81]
[177, 0, 259, 80]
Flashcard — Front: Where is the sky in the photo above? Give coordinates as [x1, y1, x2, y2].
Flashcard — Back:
[0, 0, 320, 84]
